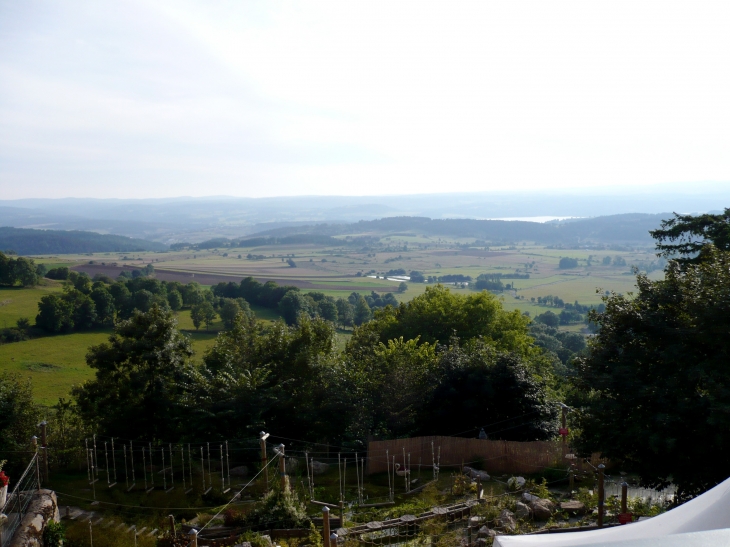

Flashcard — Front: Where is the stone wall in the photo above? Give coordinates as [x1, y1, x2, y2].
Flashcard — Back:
[8, 490, 59, 547]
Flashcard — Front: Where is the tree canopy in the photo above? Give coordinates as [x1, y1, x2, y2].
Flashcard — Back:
[572, 246, 730, 500]
[650, 208, 730, 264]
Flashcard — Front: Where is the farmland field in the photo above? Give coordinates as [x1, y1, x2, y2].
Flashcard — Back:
[2, 240, 662, 405]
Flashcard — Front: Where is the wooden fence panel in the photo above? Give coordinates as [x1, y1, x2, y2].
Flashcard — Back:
[367, 436, 580, 475]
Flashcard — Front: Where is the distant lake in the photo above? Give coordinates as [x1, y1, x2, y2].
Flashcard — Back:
[482, 216, 583, 223]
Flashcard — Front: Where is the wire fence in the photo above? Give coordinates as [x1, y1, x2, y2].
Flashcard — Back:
[1, 452, 39, 547]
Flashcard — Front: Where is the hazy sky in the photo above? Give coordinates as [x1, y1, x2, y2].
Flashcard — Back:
[1, 1, 730, 199]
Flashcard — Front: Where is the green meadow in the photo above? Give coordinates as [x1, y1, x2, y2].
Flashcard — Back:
[3, 242, 662, 405]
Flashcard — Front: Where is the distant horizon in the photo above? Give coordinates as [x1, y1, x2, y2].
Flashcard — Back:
[1, 181, 729, 202]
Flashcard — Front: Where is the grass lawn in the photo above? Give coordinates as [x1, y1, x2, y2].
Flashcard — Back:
[0, 283, 62, 329]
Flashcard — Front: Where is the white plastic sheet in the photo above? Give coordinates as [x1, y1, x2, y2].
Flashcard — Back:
[494, 476, 730, 547]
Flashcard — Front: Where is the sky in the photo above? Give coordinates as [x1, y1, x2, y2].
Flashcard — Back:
[1, 1, 730, 199]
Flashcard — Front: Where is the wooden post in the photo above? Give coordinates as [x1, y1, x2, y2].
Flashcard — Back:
[278, 444, 288, 491]
[597, 464, 605, 528]
[32, 436, 40, 490]
[621, 481, 628, 514]
[322, 506, 331, 545]
[569, 466, 575, 493]
[476, 475, 482, 500]
[330, 532, 338, 547]
[189, 529, 198, 547]
[260, 431, 269, 493]
[39, 421, 48, 483]
[561, 406, 567, 457]
[169, 514, 175, 537]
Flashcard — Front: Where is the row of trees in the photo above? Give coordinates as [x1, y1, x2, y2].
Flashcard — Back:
[62, 286, 560, 448]
[34, 272, 222, 333]
[0, 251, 41, 287]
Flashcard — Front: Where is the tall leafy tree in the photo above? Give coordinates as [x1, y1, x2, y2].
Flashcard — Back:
[572, 247, 730, 500]
[418, 339, 558, 440]
[651, 208, 730, 264]
[72, 305, 193, 440]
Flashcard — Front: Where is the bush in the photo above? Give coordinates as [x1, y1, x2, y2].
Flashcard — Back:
[43, 521, 65, 547]
[46, 267, 70, 280]
[241, 485, 310, 530]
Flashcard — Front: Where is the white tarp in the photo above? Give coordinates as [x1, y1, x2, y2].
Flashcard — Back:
[494, 476, 730, 547]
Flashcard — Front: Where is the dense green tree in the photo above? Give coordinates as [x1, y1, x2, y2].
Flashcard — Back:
[36, 294, 75, 332]
[651, 208, 730, 264]
[12, 257, 38, 287]
[417, 339, 559, 440]
[181, 282, 204, 307]
[572, 247, 730, 500]
[535, 310, 559, 328]
[167, 289, 183, 311]
[349, 285, 533, 354]
[90, 287, 116, 326]
[559, 257, 579, 269]
[72, 306, 193, 440]
[191, 301, 216, 331]
[317, 297, 338, 322]
[353, 296, 372, 326]
[0, 373, 41, 476]
[67, 271, 92, 293]
[602, 256, 612, 266]
[218, 297, 253, 329]
[336, 298, 354, 328]
[46, 266, 70, 280]
[398, 282, 408, 293]
[0, 252, 38, 286]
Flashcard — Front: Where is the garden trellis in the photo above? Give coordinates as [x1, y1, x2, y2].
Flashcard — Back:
[81, 435, 239, 498]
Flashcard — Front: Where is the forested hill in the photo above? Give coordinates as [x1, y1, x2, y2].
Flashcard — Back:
[249, 213, 669, 245]
[0, 227, 167, 255]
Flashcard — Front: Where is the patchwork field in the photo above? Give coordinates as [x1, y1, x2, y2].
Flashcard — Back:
[3, 240, 661, 405]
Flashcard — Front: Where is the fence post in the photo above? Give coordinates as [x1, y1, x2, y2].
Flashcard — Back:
[322, 506, 331, 545]
[569, 465, 574, 493]
[339, 500, 345, 528]
[597, 464, 605, 528]
[169, 514, 176, 537]
[39, 421, 48, 483]
[260, 432, 270, 493]
[476, 475, 482, 500]
[330, 532, 338, 547]
[278, 444, 288, 491]
[621, 481, 628, 514]
[31, 436, 40, 491]
[189, 529, 198, 547]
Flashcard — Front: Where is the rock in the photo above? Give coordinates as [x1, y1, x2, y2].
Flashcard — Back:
[498, 509, 517, 532]
[230, 466, 249, 477]
[515, 501, 532, 520]
[463, 466, 490, 481]
[475, 538, 489, 547]
[8, 489, 59, 547]
[522, 492, 540, 503]
[507, 476, 526, 490]
[469, 516, 485, 527]
[529, 498, 556, 521]
[560, 500, 586, 515]
[477, 526, 497, 538]
[311, 461, 330, 475]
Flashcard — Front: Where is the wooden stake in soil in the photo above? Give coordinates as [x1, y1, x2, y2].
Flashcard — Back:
[260, 431, 270, 493]
[597, 464, 606, 528]
[322, 506, 331, 545]
[621, 481, 628, 514]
